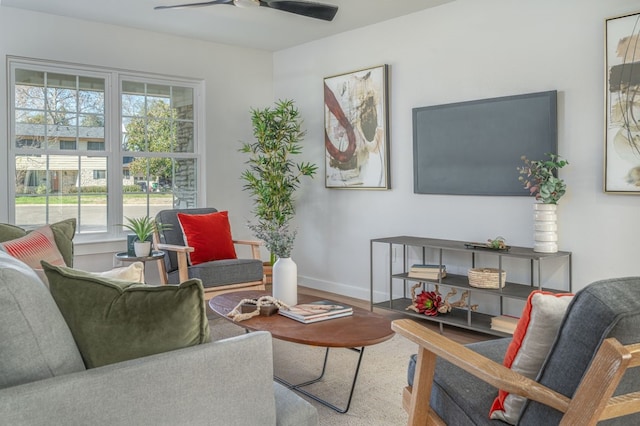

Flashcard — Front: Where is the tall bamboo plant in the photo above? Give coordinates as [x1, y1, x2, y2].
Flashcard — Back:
[240, 99, 317, 264]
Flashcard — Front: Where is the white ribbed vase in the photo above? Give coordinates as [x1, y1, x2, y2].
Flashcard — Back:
[272, 257, 298, 306]
[533, 203, 558, 253]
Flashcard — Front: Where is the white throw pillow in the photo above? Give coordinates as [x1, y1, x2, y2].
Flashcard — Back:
[91, 262, 145, 283]
[489, 290, 574, 424]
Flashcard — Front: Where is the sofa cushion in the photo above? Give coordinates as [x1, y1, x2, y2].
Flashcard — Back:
[0, 251, 85, 390]
[177, 210, 237, 265]
[490, 291, 573, 424]
[43, 262, 211, 368]
[519, 277, 640, 425]
[0, 218, 76, 267]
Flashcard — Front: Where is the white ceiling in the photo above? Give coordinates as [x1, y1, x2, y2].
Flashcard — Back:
[0, 0, 453, 51]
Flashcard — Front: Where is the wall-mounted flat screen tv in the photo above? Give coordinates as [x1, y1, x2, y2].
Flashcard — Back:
[413, 90, 557, 196]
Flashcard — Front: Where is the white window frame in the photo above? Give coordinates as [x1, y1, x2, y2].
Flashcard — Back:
[7, 57, 206, 243]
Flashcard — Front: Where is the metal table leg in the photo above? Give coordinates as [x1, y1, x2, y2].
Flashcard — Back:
[274, 346, 365, 414]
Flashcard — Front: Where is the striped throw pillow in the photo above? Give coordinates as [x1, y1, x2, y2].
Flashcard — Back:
[0, 225, 66, 272]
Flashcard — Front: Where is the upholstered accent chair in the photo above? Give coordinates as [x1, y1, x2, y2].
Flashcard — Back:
[154, 208, 265, 300]
[395, 277, 640, 425]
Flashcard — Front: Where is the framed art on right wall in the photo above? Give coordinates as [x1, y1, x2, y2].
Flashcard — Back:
[605, 11, 640, 193]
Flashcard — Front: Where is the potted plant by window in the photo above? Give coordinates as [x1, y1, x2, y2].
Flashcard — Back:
[517, 153, 569, 253]
[120, 216, 169, 257]
[239, 99, 317, 304]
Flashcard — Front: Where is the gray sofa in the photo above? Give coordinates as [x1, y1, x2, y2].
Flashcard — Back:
[0, 250, 318, 425]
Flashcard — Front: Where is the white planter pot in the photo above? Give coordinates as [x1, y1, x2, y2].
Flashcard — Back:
[533, 203, 558, 253]
[134, 241, 152, 257]
[272, 257, 298, 306]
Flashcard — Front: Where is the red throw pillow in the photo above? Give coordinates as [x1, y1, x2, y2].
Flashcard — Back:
[177, 211, 237, 265]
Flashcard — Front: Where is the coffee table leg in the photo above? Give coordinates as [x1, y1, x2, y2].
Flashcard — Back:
[274, 346, 365, 414]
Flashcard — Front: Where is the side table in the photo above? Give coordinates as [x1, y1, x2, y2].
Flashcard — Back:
[114, 250, 165, 283]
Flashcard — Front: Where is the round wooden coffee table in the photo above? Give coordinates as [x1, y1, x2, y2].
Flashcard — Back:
[209, 290, 394, 413]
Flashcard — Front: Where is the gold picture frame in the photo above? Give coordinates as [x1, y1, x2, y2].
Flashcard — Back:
[324, 64, 390, 189]
[605, 11, 640, 193]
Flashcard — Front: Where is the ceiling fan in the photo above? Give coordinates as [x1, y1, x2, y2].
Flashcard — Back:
[154, 0, 339, 22]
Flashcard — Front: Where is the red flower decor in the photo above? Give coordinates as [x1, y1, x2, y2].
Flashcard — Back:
[415, 291, 442, 316]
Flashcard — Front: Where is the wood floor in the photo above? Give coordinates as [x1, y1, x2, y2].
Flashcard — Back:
[298, 285, 493, 346]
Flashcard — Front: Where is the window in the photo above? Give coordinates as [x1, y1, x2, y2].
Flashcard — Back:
[60, 141, 77, 150]
[8, 58, 202, 238]
[87, 141, 105, 151]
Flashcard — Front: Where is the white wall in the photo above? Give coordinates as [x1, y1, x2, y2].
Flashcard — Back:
[274, 0, 640, 299]
[0, 6, 274, 275]
[3, 1, 640, 297]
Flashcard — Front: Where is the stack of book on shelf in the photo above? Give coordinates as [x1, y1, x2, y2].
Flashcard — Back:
[490, 315, 520, 334]
[407, 264, 447, 280]
[278, 300, 353, 324]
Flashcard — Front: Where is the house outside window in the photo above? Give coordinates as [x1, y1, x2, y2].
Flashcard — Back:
[8, 57, 203, 238]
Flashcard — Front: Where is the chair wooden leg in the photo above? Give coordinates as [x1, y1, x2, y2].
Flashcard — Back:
[409, 347, 438, 426]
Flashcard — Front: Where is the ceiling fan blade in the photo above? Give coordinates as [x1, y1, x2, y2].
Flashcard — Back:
[154, 0, 231, 10]
[259, 0, 338, 21]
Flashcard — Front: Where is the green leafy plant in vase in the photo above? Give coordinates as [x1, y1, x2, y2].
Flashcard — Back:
[239, 99, 317, 265]
[517, 153, 568, 253]
[120, 216, 170, 257]
[517, 153, 569, 204]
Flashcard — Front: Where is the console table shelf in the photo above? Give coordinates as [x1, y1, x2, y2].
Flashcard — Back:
[370, 236, 572, 336]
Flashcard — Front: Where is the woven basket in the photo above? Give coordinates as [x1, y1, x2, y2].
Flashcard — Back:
[468, 268, 506, 289]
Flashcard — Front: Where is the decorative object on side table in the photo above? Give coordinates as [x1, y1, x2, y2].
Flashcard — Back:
[464, 236, 510, 252]
[406, 283, 478, 316]
[240, 99, 317, 306]
[226, 295, 287, 322]
[518, 153, 569, 253]
[119, 216, 170, 257]
[468, 268, 507, 289]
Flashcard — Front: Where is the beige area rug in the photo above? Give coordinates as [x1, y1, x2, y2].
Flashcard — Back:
[209, 317, 412, 426]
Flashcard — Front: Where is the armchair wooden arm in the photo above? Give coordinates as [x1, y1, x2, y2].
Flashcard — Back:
[231, 239, 262, 260]
[154, 242, 194, 284]
[391, 319, 640, 426]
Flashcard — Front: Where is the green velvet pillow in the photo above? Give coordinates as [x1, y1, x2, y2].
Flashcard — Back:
[0, 219, 76, 267]
[42, 261, 211, 368]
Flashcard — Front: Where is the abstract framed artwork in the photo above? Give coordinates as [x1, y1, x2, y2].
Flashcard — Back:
[605, 11, 640, 193]
[324, 64, 390, 189]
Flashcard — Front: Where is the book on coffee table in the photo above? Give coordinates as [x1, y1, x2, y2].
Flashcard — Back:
[278, 300, 353, 324]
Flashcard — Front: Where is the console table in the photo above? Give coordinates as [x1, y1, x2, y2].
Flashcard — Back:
[370, 236, 572, 336]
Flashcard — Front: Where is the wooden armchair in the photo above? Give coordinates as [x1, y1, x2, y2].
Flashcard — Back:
[153, 208, 265, 300]
[393, 277, 640, 426]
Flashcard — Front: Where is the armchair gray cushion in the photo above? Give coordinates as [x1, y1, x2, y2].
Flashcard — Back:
[155, 208, 263, 288]
[408, 339, 511, 426]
